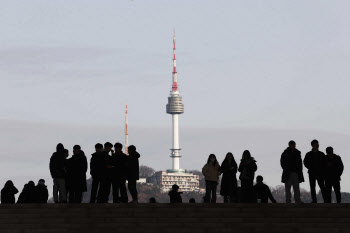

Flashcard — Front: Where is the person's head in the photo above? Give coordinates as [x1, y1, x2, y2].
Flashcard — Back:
[311, 139, 319, 151]
[73, 145, 81, 154]
[104, 142, 113, 152]
[288, 140, 296, 150]
[225, 152, 235, 163]
[149, 197, 156, 203]
[4, 180, 14, 188]
[189, 198, 196, 203]
[256, 175, 263, 184]
[128, 145, 136, 153]
[56, 143, 64, 153]
[95, 143, 103, 153]
[242, 150, 251, 160]
[172, 184, 179, 191]
[114, 143, 123, 152]
[27, 181, 35, 187]
[326, 146, 334, 155]
[38, 179, 45, 186]
[207, 154, 217, 164]
[63, 149, 69, 158]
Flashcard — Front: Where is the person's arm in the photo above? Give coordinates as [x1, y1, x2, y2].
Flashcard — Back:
[13, 187, 19, 194]
[303, 152, 311, 170]
[338, 157, 344, 177]
[202, 164, 209, 177]
[238, 162, 243, 173]
[280, 152, 287, 170]
[83, 156, 88, 173]
[217, 164, 222, 176]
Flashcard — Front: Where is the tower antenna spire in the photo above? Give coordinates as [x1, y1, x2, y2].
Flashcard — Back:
[125, 104, 129, 155]
[172, 29, 178, 91]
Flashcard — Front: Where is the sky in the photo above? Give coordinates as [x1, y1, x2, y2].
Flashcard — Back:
[1, 0, 350, 196]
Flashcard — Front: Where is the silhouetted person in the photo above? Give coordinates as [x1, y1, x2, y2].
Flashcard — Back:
[220, 152, 238, 203]
[202, 154, 221, 203]
[253, 176, 277, 203]
[17, 181, 36, 203]
[281, 140, 304, 203]
[66, 145, 88, 203]
[97, 142, 114, 203]
[189, 198, 196, 203]
[168, 184, 183, 203]
[90, 143, 104, 203]
[111, 143, 128, 203]
[324, 147, 344, 203]
[1, 180, 18, 204]
[149, 197, 157, 203]
[238, 150, 257, 203]
[303, 139, 326, 203]
[35, 179, 49, 203]
[49, 143, 67, 203]
[126, 145, 140, 203]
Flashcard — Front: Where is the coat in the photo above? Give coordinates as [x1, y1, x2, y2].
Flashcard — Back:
[238, 158, 257, 181]
[253, 183, 277, 203]
[220, 160, 238, 196]
[280, 147, 304, 183]
[202, 162, 221, 182]
[35, 184, 49, 203]
[126, 151, 140, 180]
[325, 154, 344, 181]
[303, 150, 326, 177]
[49, 152, 66, 179]
[17, 185, 36, 204]
[111, 152, 128, 179]
[1, 186, 18, 204]
[168, 190, 183, 203]
[90, 152, 105, 178]
[66, 151, 88, 192]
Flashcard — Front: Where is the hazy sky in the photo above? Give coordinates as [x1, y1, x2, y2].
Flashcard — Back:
[1, 1, 350, 195]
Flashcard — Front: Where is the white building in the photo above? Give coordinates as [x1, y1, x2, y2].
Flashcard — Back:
[147, 171, 199, 192]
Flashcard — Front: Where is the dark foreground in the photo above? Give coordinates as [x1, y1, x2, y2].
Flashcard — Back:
[0, 203, 350, 233]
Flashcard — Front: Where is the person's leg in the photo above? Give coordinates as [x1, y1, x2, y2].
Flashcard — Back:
[211, 181, 217, 203]
[53, 179, 59, 203]
[333, 181, 341, 203]
[90, 177, 99, 203]
[119, 178, 128, 203]
[316, 176, 326, 202]
[247, 179, 254, 203]
[97, 176, 111, 203]
[204, 180, 211, 203]
[76, 192, 83, 203]
[324, 179, 332, 203]
[128, 179, 138, 201]
[309, 173, 317, 203]
[56, 179, 67, 203]
[291, 173, 301, 203]
[112, 176, 120, 203]
[285, 176, 292, 203]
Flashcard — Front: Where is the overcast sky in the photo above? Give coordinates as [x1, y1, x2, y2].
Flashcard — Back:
[1, 0, 350, 196]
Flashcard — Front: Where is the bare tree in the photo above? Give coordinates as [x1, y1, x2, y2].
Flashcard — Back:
[139, 165, 155, 178]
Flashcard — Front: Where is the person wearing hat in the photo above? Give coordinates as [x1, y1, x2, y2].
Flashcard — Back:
[168, 184, 183, 203]
[35, 179, 49, 203]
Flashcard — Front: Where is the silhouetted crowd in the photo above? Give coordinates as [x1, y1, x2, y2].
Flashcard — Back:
[49, 142, 140, 204]
[0, 139, 344, 204]
[200, 140, 344, 204]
